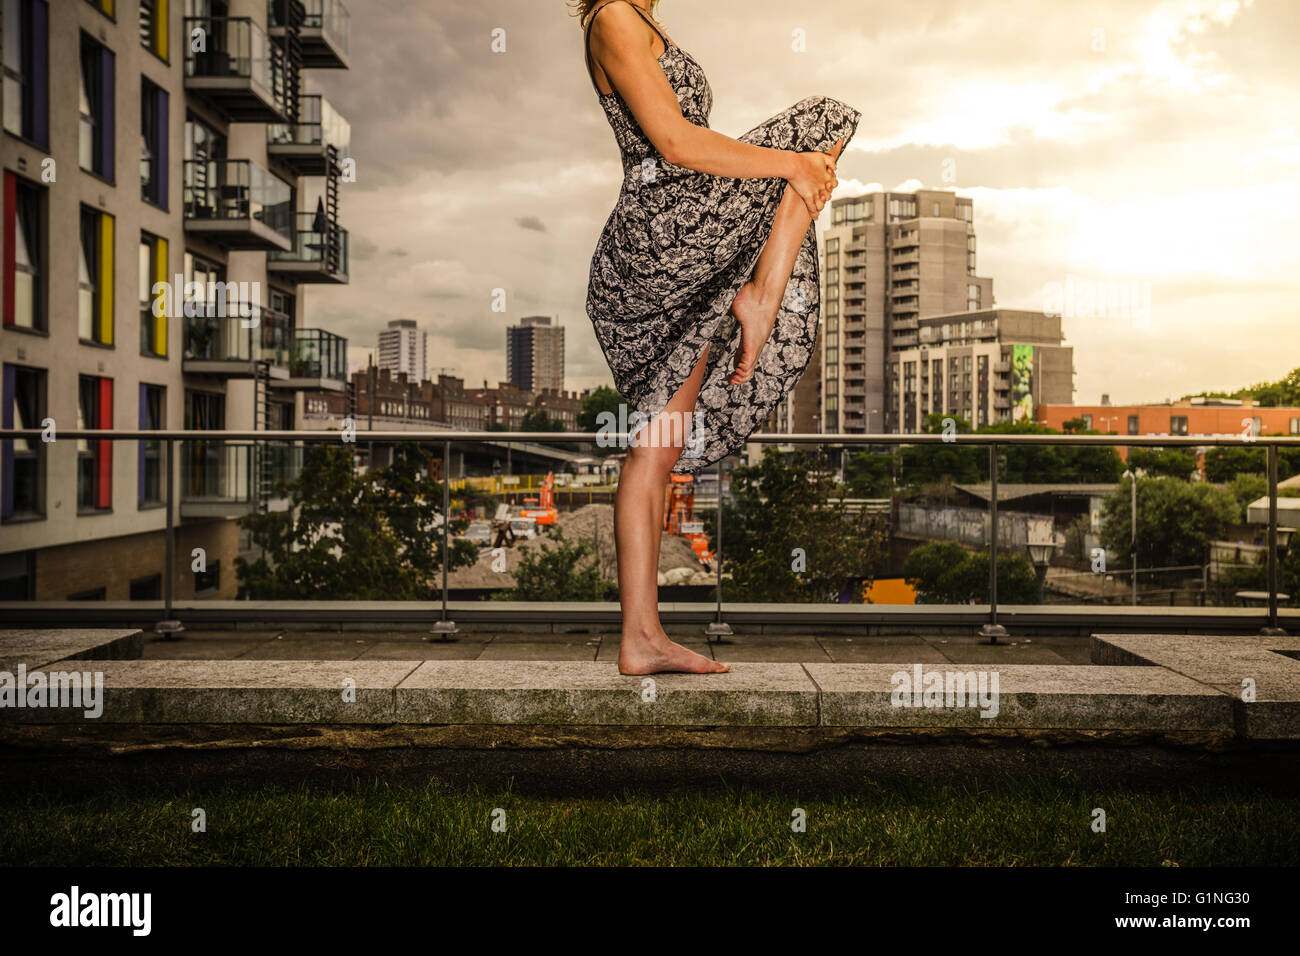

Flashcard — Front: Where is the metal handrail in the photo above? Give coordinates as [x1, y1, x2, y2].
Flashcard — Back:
[1, 428, 1294, 641]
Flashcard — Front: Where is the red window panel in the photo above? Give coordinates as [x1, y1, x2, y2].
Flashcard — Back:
[95, 377, 113, 509]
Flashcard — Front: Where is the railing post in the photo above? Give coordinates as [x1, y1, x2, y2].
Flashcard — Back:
[154, 438, 184, 638]
[430, 438, 458, 640]
[978, 440, 1007, 644]
[1262, 441, 1287, 636]
[706, 456, 732, 642]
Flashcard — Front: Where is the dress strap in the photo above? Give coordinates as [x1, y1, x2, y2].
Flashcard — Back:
[584, 1, 673, 94]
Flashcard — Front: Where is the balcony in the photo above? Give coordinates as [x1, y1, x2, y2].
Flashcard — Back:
[183, 304, 293, 377]
[268, 212, 349, 283]
[180, 440, 303, 517]
[183, 159, 293, 251]
[269, 0, 350, 69]
[181, 441, 254, 517]
[267, 95, 351, 174]
[184, 17, 287, 121]
[273, 328, 348, 391]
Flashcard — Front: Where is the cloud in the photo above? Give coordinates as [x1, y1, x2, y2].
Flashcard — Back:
[301, 0, 1298, 402]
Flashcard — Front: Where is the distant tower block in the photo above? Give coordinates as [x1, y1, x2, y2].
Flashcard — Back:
[507, 315, 565, 392]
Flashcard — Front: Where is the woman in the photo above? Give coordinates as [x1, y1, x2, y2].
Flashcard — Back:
[576, 0, 861, 674]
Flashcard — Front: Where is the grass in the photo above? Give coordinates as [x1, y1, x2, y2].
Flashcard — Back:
[3, 776, 1298, 866]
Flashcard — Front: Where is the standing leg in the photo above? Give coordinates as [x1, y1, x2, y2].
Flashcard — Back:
[616, 342, 729, 675]
[730, 138, 845, 384]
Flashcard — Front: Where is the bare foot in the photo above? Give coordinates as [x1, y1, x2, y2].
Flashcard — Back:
[728, 280, 780, 385]
[618, 631, 730, 675]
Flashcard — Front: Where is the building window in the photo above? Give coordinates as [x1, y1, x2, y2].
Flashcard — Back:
[1128, 415, 1139, 435]
[79, 32, 115, 180]
[2, 0, 49, 147]
[1290, 417, 1300, 436]
[140, 78, 169, 207]
[84, 0, 114, 17]
[77, 374, 113, 512]
[194, 559, 220, 595]
[79, 207, 114, 344]
[0, 550, 34, 599]
[130, 574, 162, 600]
[1170, 415, 1189, 436]
[68, 586, 107, 601]
[139, 383, 164, 507]
[3, 172, 44, 331]
[967, 283, 980, 312]
[139, 0, 168, 61]
[139, 232, 167, 356]
[2, 364, 46, 520]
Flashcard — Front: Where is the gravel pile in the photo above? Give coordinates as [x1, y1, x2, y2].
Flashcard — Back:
[446, 503, 709, 589]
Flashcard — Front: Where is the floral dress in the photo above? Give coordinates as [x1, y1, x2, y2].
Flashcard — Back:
[584, 1, 861, 473]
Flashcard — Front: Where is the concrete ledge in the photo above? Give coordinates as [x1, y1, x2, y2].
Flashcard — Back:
[1092, 634, 1300, 739]
[2, 660, 420, 724]
[0, 629, 142, 670]
[394, 661, 819, 726]
[804, 663, 1232, 731]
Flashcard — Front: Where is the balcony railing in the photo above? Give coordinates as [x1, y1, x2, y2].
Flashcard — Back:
[268, 212, 349, 283]
[183, 16, 287, 120]
[183, 159, 293, 250]
[183, 304, 293, 374]
[274, 328, 348, 389]
[1, 428, 1296, 642]
[269, 0, 350, 68]
[267, 94, 351, 174]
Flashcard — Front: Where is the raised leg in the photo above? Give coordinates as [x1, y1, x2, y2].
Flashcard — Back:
[616, 343, 730, 675]
[730, 137, 845, 385]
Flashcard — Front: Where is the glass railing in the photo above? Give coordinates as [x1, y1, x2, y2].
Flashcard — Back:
[183, 16, 283, 100]
[184, 304, 292, 366]
[183, 159, 293, 239]
[307, 0, 350, 56]
[267, 94, 351, 156]
[268, 0, 351, 57]
[289, 328, 348, 381]
[0, 429, 1296, 635]
[270, 212, 349, 275]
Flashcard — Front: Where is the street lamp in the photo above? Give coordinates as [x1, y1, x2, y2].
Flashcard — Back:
[1121, 467, 1144, 605]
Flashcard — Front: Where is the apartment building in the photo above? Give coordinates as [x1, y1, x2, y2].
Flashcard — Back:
[0, 0, 352, 601]
[506, 315, 564, 393]
[376, 318, 427, 382]
[820, 189, 995, 434]
[889, 309, 1074, 432]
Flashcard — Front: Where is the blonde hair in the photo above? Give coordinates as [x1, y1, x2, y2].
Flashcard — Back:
[568, 0, 660, 27]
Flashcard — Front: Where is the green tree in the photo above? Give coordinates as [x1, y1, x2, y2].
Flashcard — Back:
[903, 542, 1041, 604]
[235, 443, 478, 599]
[1227, 473, 1268, 520]
[503, 525, 616, 601]
[720, 447, 887, 602]
[1098, 476, 1238, 572]
[844, 447, 897, 498]
[1128, 447, 1197, 480]
[577, 385, 626, 433]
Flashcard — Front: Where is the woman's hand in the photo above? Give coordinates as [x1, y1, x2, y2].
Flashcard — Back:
[787, 149, 839, 218]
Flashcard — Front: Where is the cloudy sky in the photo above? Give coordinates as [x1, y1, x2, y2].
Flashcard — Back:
[304, 0, 1299, 407]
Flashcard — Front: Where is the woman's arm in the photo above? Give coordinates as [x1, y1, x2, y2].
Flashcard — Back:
[588, 4, 835, 215]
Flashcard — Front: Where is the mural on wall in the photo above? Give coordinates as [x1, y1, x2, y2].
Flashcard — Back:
[1011, 344, 1034, 422]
